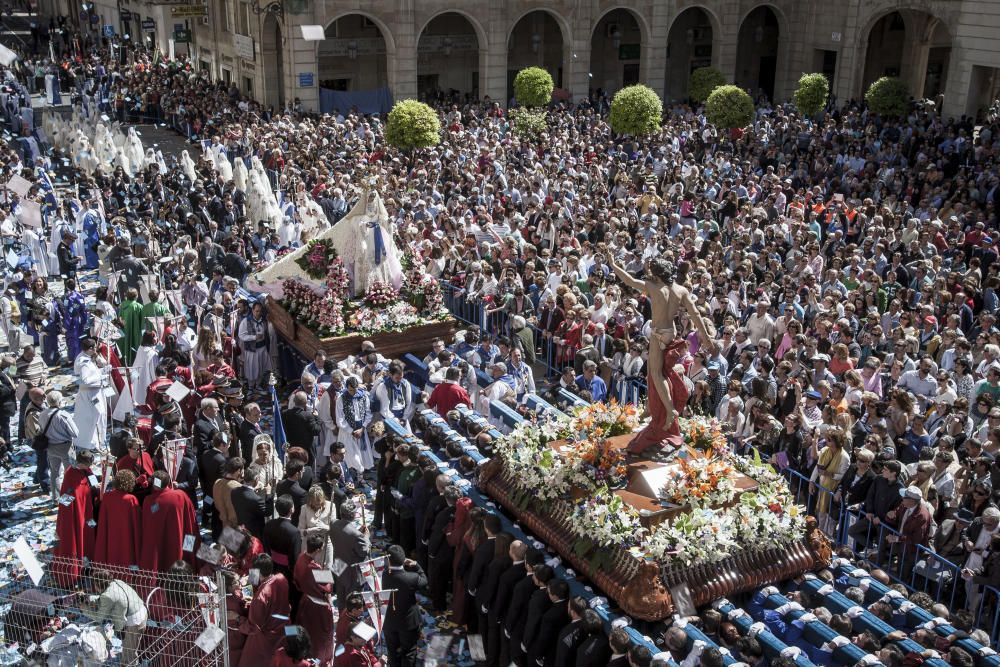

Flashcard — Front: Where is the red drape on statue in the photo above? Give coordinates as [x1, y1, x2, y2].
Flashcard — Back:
[139, 487, 199, 572]
[53, 466, 98, 587]
[628, 338, 688, 454]
[94, 489, 141, 568]
[239, 574, 291, 667]
[293, 553, 334, 666]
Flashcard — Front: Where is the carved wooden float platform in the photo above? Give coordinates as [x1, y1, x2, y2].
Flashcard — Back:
[268, 296, 458, 360]
[478, 434, 833, 622]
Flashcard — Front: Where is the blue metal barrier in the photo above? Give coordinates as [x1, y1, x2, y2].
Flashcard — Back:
[756, 590, 871, 665]
[523, 394, 569, 421]
[715, 600, 816, 667]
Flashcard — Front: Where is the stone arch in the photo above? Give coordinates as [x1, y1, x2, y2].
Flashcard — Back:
[858, 7, 953, 99]
[260, 11, 284, 109]
[664, 5, 722, 101]
[589, 6, 649, 94]
[735, 3, 786, 101]
[507, 8, 573, 97]
[317, 11, 396, 92]
[416, 11, 487, 103]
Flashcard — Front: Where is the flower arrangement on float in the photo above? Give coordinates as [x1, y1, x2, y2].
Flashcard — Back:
[492, 411, 808, 569]
[280, 249, 449, 337]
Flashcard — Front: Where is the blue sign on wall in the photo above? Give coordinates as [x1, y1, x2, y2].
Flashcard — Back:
[103, 24, 114, 37]
[298, 72, 314, 88]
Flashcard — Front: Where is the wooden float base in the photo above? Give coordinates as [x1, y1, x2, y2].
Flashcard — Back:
[268, 296, 459, 360]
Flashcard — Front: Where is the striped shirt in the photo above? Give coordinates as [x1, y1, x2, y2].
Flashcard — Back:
[15, 354, 48, 388]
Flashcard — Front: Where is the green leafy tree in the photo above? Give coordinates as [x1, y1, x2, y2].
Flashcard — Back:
[704, 85, 754, 129]
[609, 85, 663, 136]
[688, 67, 725, 103]
[509, 107, 548, 140]
[794, 73, 829, 117]
[385, 100, 441, 151]
[513, 67, 554, 108]
[865, 76, 910, 117]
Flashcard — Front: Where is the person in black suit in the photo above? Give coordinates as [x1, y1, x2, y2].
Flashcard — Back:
[416, 474, 450, 570]
[464, 513, 502, 634]
[318, 461, 349, 512]
[627, 644, 653, 666]
[231, 466, 267, 538]
[263, 494, 301, 582]
[200, 432, 229, 533]
[501, 550, 545, 667]
[834, 447, 876, 511]
[238, 402, 265, 463]
[552, 596, 589, 667]
[153, 438, 198, 509]
[570, 610, 611, 667]
[281, 391, 321, 466]
[607, 628, 632, 666]
[381, 544, 427, 667]
[509, 563, 554, 666]
[192, 398, 223, 458]
[275, 458, 307, 524]
[527, 580, 571, 666]
[426, 486, 461, 611]
[486, 540, 527, 666]
[475, 532, 514, 656]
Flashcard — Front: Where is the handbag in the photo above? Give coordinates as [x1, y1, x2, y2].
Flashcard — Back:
[31, 409, 59, 452]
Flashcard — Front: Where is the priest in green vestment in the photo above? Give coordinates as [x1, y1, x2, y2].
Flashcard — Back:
[141, 289, 171, 338]
[117, 288, 144, 365]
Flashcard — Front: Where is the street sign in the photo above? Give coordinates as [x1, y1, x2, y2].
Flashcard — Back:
[168, 5, 207, 18]
[141, 18, 156, 31]
[298, 72, 314, 88]
[174, 28, 191, 43]
[103, 25, 114, 37]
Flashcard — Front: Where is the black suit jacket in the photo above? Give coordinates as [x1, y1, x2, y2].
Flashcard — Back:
[529, 602, 570, 666]
[281, 406, 321, 452]
[262, 517, 300, 573]
[166, 453, 198, 508]
[381, 565, 428, 631]
[518, 588, 552, 654]
[200, 448, 227, 498]
[553, 620, 586, 667]
[426, 505, 455, 561]
[193, 416, 220, 457]
[421, 493, 448, 545]
[465, 537, 495, 595]
[274, 478, 306, 523]
[504, 573, 537, 635]
[475, 555, 512, 613]
[238, 419, 265, 463]
[231, 485, 266, 538]
[839, 465, 876, 506]
[574, 634, 611, 667]
[489, 561, 526, 625]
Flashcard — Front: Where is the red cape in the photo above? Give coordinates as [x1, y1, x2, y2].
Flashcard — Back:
[293, 553, 334, 665]
[115, 452, 155, 490]
[139, 487, 199, 572]
[628, 338, 688, 454]
[239, 574, 291, 667]
[94, 489, 141, 568]
[53, 466, 98, 586]
[143, 588, 203, 667]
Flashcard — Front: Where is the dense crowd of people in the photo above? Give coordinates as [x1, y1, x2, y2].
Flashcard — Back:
[0, 9, 1000, 666]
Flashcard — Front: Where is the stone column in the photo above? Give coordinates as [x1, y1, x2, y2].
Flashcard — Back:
[646, 3, 669, 99]
[716, 0, 740, 84]
[287, 18, 320, 111]
[834, 0, 864, 103]
[483, 4, 507, 103]
[392, 1, 417, 101]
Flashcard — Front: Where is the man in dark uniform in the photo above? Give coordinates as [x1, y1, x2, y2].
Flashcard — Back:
[486, 540, 527, 667]
[500, 550, 544, 667]
[508, 563, 554, 666]
[527, 582, 571, 666]
[475, 532, 513, 657]
[200, 432, 228, 534]
[568, 609, 611, 667]
[464, 513, 501, 633]
[426, 486, 460, 611]
[231, 465, 267, 539]
[380, 544, 427, 667]
[263, 494, 301, 591]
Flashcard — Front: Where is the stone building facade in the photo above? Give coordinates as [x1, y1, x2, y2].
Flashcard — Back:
[38, 0, 1000, 119]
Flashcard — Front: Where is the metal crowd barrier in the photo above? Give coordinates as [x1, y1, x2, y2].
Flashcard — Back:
[753, 589, 870, 665]
[715, 599, 816, 667]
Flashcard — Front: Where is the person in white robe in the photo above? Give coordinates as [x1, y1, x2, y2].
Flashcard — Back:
[477, 362, 517, 430]
[130, 332, 158, 410]
[316, 382, 340, 465]
[335, 376, 374, 474]
[73, 340, 109, 451]
[21, 225, 49, 279]
[372, 361, 415, 432]
[237, 301, 274, 394]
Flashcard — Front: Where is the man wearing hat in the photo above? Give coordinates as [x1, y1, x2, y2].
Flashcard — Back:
[809, 353, 835, 388]
[885, 485, 933, 577]
[56, 230, 82, 278]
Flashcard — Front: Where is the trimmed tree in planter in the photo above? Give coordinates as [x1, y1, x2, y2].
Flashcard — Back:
[865, 76, 910, 117]
[705, 85, 754, 130]
[385, 100, 441, 151]
[609, 84, 663, 136]
[689, 66, 725, 104]
[794, 73, 829, 117]
[513, 66, 554, 108]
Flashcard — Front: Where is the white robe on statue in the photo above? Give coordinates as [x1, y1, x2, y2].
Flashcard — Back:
[316, 387, 340, 463]
[73, 352, 109, 451]
[131, 345, 157, 409]
[334, 389, 374, 474]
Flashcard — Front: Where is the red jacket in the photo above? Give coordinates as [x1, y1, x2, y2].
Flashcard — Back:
[427, 380, 471, 417]
[891, 502, 933, 555]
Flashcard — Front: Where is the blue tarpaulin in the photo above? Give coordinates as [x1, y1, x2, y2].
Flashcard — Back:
[319, 86, 394, 116]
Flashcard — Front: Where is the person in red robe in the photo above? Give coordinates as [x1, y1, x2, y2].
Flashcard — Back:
[240, 553, 291, 667]
[334, 622, 382, 667]
[114, 437, 155, 502]
[139, 471, 199, 572]
[94, 470, 141, 568]
[448, 496, 474, 624]
[269, 627, 315, 667]
[293, 537, 334, 666]
[334, 593, 366, 645]
[222, 570, 251, 667]
[53, 449, 100, 587]
[142, 560, 202, 667]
